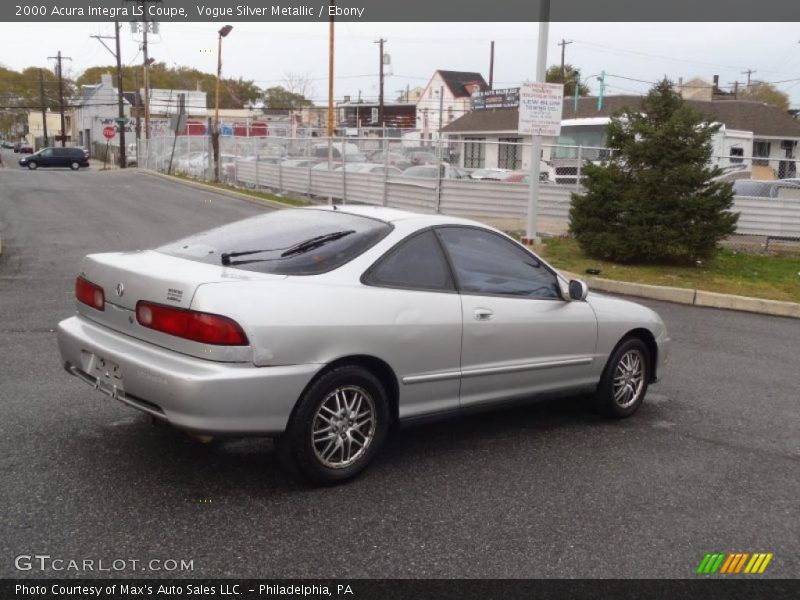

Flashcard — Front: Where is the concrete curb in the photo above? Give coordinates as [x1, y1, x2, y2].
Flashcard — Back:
[562, 271, 800, 319]
[140, 169, 292, 210]
[0, 235, 3, 256]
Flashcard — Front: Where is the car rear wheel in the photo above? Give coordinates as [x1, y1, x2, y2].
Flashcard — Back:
[593, 337, 650, 418]
[27, 161, 38, 170]
[70, 161, 80, 170]
[276, 365, 389, 484]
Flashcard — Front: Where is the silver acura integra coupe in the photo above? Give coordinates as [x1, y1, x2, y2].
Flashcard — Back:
[58, 206, 670, 484]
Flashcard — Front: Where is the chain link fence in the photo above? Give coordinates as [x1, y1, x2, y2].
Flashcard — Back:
[136, 135, 800, 240]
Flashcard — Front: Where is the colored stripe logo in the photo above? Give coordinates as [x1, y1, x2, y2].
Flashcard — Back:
[696, 552, 773, 574]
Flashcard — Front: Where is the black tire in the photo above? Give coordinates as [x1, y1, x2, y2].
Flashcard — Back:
[70, 161, 80, 170]
[27, 161, 38, 170]
[593, 337, 650, 418]
[276, 365, 389, 485]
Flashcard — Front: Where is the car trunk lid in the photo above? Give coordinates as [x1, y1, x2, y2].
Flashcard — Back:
[76, 250, 285, 362]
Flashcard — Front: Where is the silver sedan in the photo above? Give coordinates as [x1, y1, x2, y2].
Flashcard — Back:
[57, 206, 670, 484]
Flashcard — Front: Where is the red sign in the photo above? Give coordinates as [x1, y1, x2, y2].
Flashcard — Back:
[102, 126, 116, 140]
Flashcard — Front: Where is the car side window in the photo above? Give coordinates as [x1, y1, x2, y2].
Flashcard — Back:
[364, 230, 455, 292]
[436, 227, 560, 299]
[40, 148, 53, 157]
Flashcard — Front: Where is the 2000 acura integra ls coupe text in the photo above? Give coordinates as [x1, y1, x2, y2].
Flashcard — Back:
[58, 206, 670, 484]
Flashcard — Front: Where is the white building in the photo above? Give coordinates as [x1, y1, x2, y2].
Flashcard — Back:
[443, 94, 800, 179]
[72, 73, 132, 148]
[416, 70, 489, 142]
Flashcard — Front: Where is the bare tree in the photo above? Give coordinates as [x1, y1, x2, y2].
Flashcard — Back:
[282, 72, 315, 103]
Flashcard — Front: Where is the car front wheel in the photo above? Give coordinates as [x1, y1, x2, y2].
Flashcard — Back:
[593, 337, 650, 418]
[27, 161, 38, 170]
[276, 365, 389, 484]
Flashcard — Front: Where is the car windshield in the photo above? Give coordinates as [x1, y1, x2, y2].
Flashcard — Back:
[156, 209, 392, 275]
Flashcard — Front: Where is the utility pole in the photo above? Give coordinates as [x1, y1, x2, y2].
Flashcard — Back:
[437, 85, 444, 154]
[123, 1, 154, 140]
[114, 22, 126, 168]
[133, 71, 141, 152]
[524, 0, 550, 245]
[728, 80, 741, 99]
[375, 38, 387, 128]
[47, 51, 71, 147]
[327, 0, 335, 138]
[38, 69, 48, 148]
[142, 8, 150, 140]
[741, 69, 756, 88]
[558, 38, 573, 84]
[91, 24, 127, 167]
[214, 25, 233, 182]
[489, 41, 495, 89]
[597, 70, 607, 110]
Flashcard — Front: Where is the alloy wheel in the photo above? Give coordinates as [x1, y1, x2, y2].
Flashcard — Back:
[311, 385, 376, 469]
[613, 349, 645, 409]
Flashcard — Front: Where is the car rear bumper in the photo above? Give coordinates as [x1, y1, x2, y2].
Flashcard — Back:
[57, 315, 322, 435]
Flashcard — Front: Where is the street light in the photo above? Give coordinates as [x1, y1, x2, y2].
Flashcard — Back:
[214, 24, 233, 182]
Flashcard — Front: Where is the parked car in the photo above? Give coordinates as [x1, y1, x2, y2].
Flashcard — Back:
[126, 149, 138, 167]
[16, 143, 34, 154]
[18, 146, 89, 170]
[281, 159, 316, 168]
[469, 168, 515, 181]
[400, 164, 470, 179]
[335, 162, 403, 175]
[57, 206, 670, 484]
[1, 140, 15, 149]
[733, 179, 800, 199]
[173, 152, 237, 178]
[311, 161, 343, 171]
[404, 150, 439, 166]
[312, 142, 367, 163]
[505, 163, 554, 184]
[367, 150, 412, 171]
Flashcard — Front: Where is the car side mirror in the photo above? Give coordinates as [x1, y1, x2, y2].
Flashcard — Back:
[568, 279, 589, 301]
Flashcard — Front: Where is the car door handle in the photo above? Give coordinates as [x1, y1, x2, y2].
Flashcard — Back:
[473, 308, 494, 321]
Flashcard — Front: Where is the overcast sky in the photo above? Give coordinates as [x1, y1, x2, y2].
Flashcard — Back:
[1, 22, 799, 107]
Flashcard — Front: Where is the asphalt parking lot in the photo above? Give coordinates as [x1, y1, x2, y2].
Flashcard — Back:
[0, 158, 798, 578]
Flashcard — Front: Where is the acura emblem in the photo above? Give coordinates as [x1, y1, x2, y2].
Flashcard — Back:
[115, 283, 125, 297]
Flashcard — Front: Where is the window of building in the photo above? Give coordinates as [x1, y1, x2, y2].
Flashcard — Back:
[463, 137, 485, 168]
[729, 146, 744, 164]
[753, 141, 771, 167]
[498, 137, 522, 170]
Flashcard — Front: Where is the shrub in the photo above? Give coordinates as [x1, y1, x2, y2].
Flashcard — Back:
[569, 79, 738, 263]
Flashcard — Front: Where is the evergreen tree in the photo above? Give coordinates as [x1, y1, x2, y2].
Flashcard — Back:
[569, 79, 739, 263]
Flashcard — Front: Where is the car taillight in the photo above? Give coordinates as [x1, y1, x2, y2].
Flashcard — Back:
[135, 301, 248, 346]
[75, 276, 105, 311]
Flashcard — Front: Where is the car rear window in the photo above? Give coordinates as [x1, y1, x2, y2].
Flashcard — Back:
[156, 209, 392, 275]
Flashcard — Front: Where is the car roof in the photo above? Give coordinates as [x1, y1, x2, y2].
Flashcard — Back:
[306, 204, 488, 228]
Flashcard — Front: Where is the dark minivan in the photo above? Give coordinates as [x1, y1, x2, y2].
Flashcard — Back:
[19, 147, 90, 170]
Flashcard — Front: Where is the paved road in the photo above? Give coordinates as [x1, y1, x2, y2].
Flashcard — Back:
[0, 161, 798, 579]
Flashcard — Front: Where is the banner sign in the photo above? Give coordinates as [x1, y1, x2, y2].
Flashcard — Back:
[470, 88, 520, 111]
